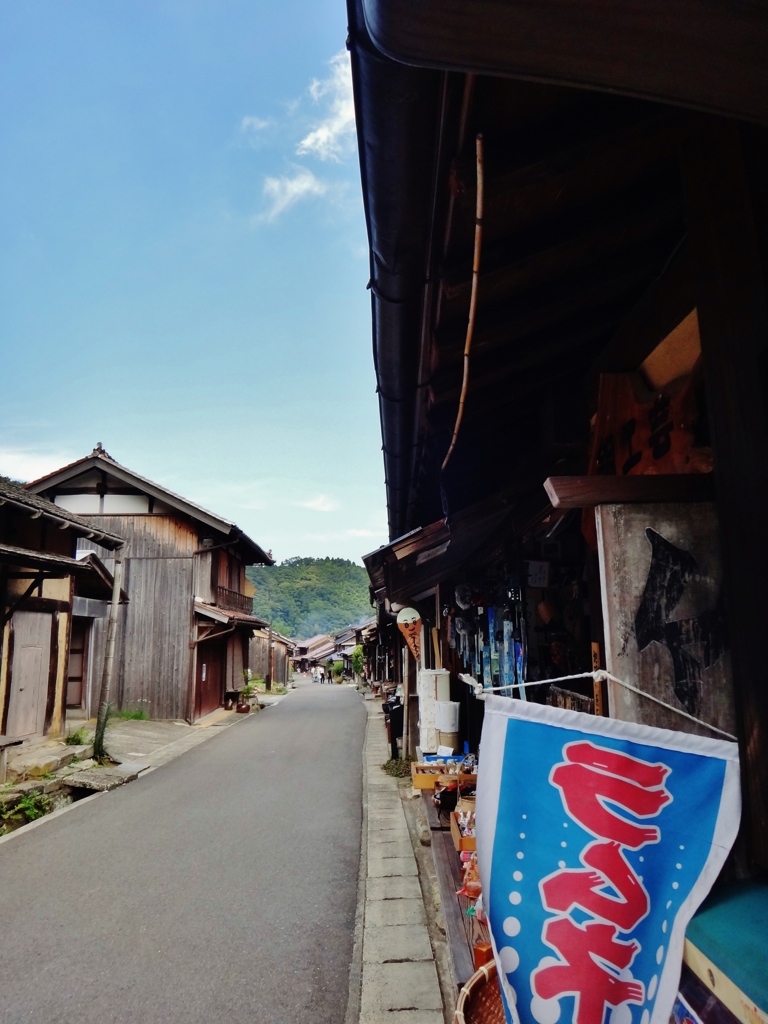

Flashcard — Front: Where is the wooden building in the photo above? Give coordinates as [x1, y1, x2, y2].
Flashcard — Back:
[351, 0, 768, 1008]
[27, 446, 273, 722]
[249, 629, 294, 688]
[0, 478, 123, 742]
[291, 634, 336, 674]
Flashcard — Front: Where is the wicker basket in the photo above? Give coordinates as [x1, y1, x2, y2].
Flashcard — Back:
[454, 961, 506, 1024]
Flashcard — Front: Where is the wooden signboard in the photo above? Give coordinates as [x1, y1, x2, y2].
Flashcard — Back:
[596, 502, 735, 738]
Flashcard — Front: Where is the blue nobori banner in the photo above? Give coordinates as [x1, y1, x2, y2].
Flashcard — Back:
[476, 697, 740, 1024]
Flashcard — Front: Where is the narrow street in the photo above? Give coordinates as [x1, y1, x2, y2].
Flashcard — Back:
[0, 679, 366, 1024]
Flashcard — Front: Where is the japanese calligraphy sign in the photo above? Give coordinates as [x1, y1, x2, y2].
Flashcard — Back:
[587, 373, 711, 481]
[581, 372, 713, 551]
[476, 697, 740, 1024]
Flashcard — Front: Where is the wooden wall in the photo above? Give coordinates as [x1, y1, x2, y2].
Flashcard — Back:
[249, 633, 290, 684]
[79, 516, 197, 720]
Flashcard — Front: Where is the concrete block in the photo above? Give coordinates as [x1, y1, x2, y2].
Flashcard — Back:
[368, 806, 406, 820]
[366, 898, 426, 928]
[367, 795, 402, 809]
[359, 1012, 444, 1024]
[363, 922, 433, 963]
[360, 962, 442, 1014]
[368, 856, 417, 878]
[63, 764, 141, 791]
[367, 839, 414, 859]
[368, 816, 407, 832]
[366, 876, 423, 901]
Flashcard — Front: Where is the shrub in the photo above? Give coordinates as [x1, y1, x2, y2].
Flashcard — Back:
[352, 644, 364, 676]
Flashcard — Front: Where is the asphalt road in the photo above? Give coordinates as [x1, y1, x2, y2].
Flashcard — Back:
[0, 679, 366, 1024]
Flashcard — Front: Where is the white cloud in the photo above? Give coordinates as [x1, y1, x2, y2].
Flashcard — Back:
[241, 115, 270, 133]
[0, 448, 74, 483]
[297, 494, 338, 512]
[255, 168, 330, 223]
[297, 50, 355, 163]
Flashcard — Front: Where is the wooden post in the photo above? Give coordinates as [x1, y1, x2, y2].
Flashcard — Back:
[266, 622, 273, 691]
[680, 119, 768, 868]
[93, 555, 124, 758]
[407, 644, 419, 759]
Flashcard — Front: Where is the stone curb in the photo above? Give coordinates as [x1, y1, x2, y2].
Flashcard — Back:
[350, 698, 445, 1024]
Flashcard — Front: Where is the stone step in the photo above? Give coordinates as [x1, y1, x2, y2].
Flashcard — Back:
[63, 763, 145, 792]
[7, 743, 93, 782]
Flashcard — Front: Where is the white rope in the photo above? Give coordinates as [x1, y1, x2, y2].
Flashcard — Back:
[457, 670, 737, 741]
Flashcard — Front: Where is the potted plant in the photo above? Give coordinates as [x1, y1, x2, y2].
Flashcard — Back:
[237, 680, 255, 713]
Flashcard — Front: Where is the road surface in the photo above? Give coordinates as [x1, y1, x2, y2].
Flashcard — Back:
[0, 679, 366, 1024]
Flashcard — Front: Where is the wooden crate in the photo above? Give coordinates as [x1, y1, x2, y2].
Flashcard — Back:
[451, 810, 477, 851]
[411, 762, 445, 789]
[412, 763, 478, 790]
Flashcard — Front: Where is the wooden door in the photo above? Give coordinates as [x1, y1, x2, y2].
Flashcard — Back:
[66, 618, 90, 709]
[195, 641, 225, 719]
[7, 612, 52, 738]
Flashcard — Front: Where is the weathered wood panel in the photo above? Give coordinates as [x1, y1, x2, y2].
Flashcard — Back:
[249, 634, 290, 684]
[117, 555, 194, 719]
[596, 502, 735, 738]
[77, 516, 197, 720]
[78, 515, 198, 559]
[249, 633, 270, 681]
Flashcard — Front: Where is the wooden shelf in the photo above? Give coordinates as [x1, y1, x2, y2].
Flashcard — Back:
[544, 474, 715, 508]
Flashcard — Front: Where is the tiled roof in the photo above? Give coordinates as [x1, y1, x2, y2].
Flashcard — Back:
[0, 478, 124, 549]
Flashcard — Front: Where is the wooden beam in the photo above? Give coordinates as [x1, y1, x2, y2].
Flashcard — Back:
[429, 824, 476, 988]
[544, 474, 715, 509]
[441, 195, 682, 307]
[435, 245, 670, 363]
[680, 120, 768, 869]
[450, 106, 683, 199]
[592, 238, 698, 374]
[430, 317, 615, 408]
[447, 115, 688, 249]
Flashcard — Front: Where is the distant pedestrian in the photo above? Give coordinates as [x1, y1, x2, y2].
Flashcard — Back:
[319, 666, 325, 684]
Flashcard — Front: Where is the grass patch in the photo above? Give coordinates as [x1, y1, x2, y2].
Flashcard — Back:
[113, 708, 149, 721]
[381, 756, 414, 778]
[65, 726, 90, 746]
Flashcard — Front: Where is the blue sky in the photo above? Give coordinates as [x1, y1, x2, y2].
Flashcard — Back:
[0, 0, 387, 563]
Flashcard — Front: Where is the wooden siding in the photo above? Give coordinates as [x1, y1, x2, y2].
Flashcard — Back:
[78, 515, 198, 559]
[78, 516, 197, 720]
[249, 633, 290, 685]
[193, 550, 214, 604]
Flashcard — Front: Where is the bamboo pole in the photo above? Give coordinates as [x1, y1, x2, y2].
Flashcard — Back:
[442, 133, 485, 473]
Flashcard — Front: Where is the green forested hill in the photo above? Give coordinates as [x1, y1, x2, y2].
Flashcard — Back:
[246, 557, 372, 640]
